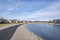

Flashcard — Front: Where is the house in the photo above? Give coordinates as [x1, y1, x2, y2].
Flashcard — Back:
[53, 19, 60, 23]
[0, 19, 9, 24]
[10, 19, 20, 23]
[8, 20, 12, 23]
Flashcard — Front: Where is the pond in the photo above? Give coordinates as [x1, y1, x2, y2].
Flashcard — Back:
[26, 24, 60, 40]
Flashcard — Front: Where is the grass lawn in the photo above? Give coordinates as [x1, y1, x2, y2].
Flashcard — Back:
[0, 24, 13, 27]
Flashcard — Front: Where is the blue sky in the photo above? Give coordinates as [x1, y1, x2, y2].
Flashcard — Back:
[0, 0, 60, 21]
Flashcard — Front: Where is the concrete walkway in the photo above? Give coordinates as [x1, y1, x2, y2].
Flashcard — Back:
[11, 25, 43, 40]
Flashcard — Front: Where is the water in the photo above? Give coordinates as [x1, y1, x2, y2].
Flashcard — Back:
[26, 24, 60, 40]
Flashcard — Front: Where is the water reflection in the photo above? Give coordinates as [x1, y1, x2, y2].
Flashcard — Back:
[26, 24, 60, 40]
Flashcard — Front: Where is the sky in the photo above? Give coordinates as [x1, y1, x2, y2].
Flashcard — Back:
[0, 0, 60, 21]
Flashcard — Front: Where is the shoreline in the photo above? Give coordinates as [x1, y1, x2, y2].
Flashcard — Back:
[26, 23, 60, 25]
[11, 25, 43, 40]
[0, 23, 60, 27]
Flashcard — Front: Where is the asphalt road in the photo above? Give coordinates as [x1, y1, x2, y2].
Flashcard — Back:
[0, 24, 21, 40]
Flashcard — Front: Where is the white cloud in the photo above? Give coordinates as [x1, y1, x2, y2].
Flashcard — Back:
[19, 2, 60, 21]
[6, 1, 50, 11]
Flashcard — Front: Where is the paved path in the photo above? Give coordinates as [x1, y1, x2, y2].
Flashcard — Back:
[0, 24, 20, 30]
[0, 24, 21, 40]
